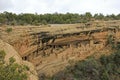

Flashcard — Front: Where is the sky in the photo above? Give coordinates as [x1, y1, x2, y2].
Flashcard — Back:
[0, 0, 119, 15]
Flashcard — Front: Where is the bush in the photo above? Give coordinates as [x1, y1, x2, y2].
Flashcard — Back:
[0, 50, 6, 63]
[0, 50, 28, 80]
[50, 51, 120, 80]
[6, 28, 12, 33]
[39, 44, 120, 80]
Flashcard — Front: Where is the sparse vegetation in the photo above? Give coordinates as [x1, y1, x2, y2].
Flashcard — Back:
[0, 50, 28, 80]
[39, 43, 120, 80]
[49, 50, 120, 80]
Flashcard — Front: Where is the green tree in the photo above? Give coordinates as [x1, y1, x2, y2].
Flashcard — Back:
[41, 20, 47, 25]
[94, 13, 104, 20]
[0, 13, 7, 24]
[85, 12, 92, 21]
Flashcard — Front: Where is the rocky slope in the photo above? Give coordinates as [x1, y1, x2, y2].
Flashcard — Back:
[0, 39, 38, 80]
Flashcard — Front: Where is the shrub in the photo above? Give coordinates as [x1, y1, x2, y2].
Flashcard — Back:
[0, 50, 28, 80]
[0, 50, 6, 63]
[6, 28, 12, 33]
[50, 51, 120, 80]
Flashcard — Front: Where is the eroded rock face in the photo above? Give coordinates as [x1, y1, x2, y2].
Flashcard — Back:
[0, 39, 38, 80]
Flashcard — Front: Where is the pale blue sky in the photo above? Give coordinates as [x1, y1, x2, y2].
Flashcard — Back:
[0, 0, 119, 15]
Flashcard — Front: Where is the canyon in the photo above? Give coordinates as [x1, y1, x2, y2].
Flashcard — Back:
[0, 20, 120, 76]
